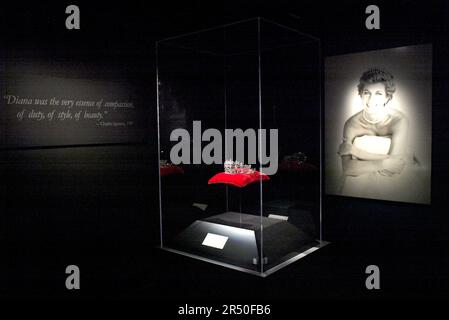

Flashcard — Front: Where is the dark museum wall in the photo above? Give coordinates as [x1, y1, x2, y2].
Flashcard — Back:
[1, 2, 160, 297]
[2, 0, 449, 300]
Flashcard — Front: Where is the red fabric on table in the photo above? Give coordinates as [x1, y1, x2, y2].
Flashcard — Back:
[160, 165, 184, 177]
[208, 171, 270, 188]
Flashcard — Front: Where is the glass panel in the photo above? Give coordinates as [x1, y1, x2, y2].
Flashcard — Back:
[157, 18, 323, 276]
[157, 19, 264, 274]
[259, 19, 322, 274]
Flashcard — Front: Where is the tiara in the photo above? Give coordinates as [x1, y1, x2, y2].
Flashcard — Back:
[224, 160, 254, 174]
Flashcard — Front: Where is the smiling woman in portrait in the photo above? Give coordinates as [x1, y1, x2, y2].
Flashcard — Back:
[325, 45, 432, 204]
[337, 68, 421, 200]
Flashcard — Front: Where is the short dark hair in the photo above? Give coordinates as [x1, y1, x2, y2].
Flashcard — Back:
[357, 68, 396, 100]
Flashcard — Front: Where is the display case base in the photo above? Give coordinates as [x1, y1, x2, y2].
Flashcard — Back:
[161, 211, 329, 276]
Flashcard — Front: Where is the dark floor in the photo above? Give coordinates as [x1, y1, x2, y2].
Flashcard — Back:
[3, 146, 448, 301]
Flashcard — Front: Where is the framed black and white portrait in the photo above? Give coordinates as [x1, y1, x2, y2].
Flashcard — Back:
[325, 44, 432, 204]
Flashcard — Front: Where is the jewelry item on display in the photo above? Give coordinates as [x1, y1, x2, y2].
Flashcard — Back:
[224, 160, 254, 174]
[160, 159, 171, 167]
[284, 152, 307, 164]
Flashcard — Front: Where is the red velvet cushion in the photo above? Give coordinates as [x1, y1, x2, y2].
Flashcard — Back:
[208, 171, 270, 188]
[160, 165, 184, 177]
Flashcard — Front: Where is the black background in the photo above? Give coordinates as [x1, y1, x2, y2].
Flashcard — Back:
[1, 0, 449, 306]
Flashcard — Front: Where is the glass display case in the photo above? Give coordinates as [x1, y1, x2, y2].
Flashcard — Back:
[157, 18, 326, 276]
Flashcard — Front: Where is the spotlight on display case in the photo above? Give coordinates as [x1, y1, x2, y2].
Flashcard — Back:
[157, 18, 327, 276]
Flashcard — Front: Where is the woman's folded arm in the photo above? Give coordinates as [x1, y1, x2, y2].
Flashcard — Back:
[341, 155, 385, 176]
